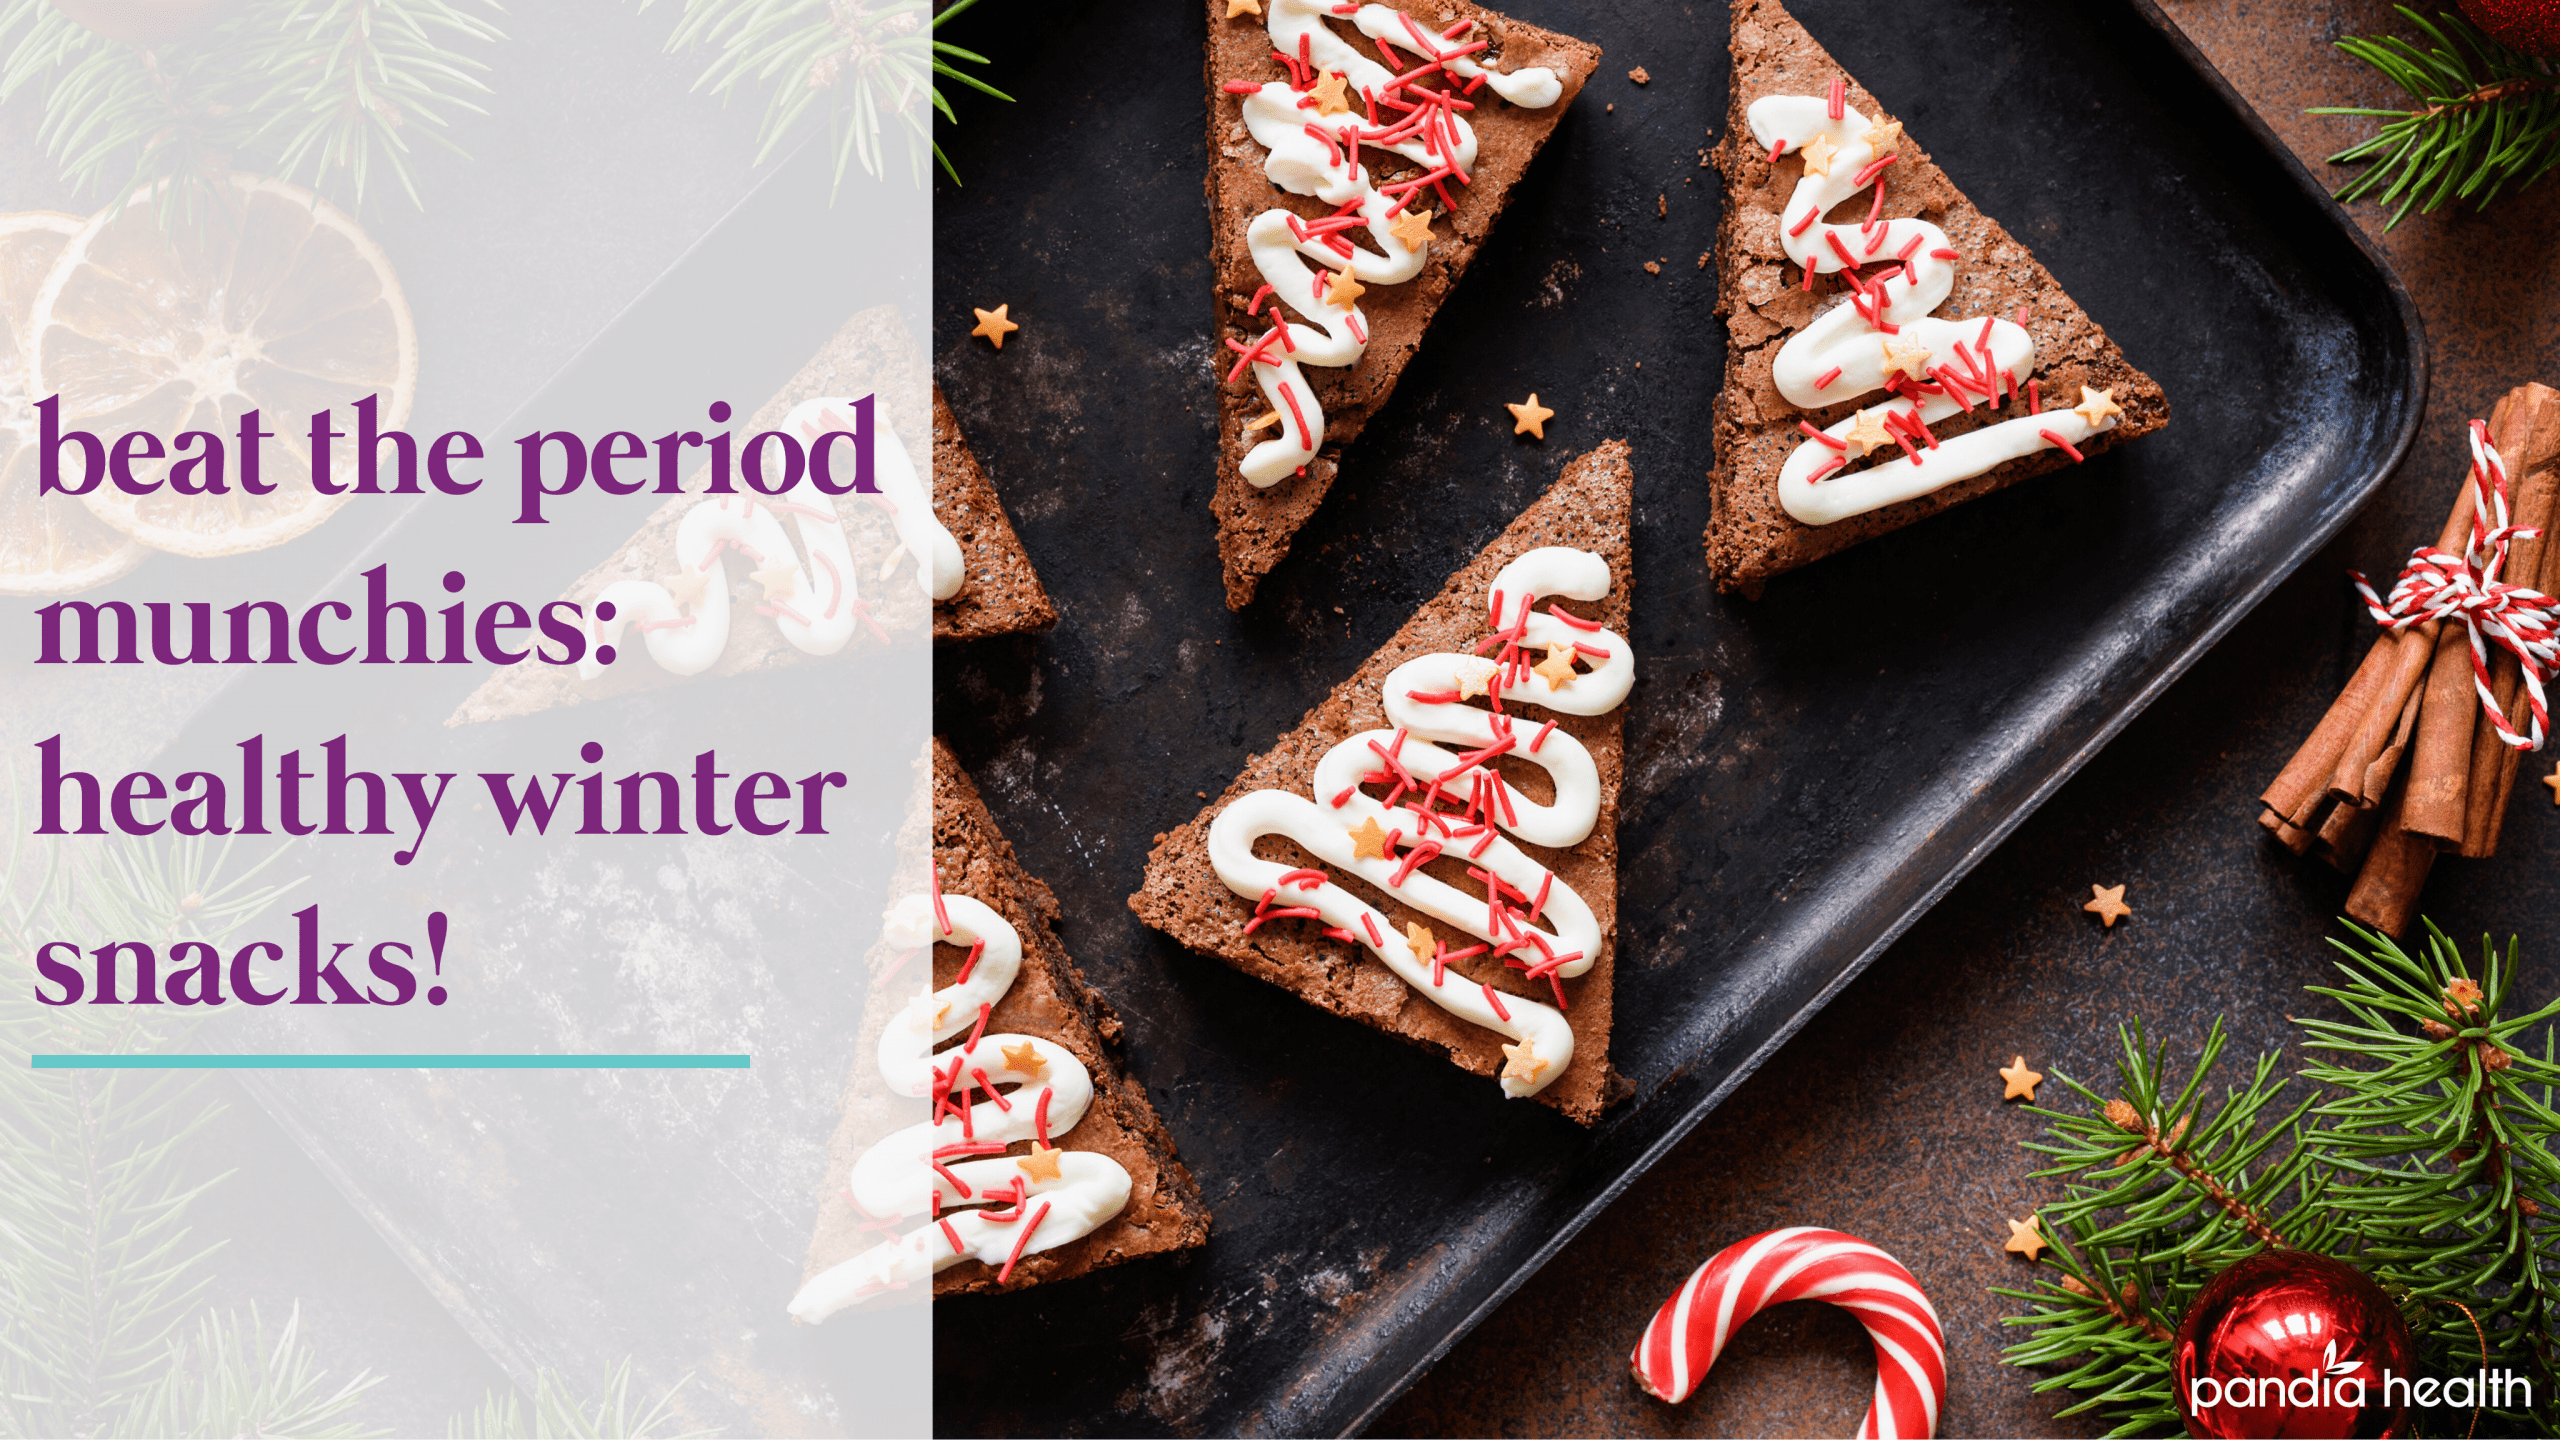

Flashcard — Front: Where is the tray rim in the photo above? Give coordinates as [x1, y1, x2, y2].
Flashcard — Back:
[1332, 2, 2429, 1432]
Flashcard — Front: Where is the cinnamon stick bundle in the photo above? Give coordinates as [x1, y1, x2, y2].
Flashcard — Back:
[2262, 384, 2560, 935]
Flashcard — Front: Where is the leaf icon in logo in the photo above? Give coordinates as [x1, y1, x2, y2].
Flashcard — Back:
[2322, 1340, 2364, 1378]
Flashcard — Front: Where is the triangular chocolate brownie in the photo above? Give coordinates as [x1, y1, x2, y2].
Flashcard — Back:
[1705, 0, 2168, 595]
[1132, 441, 1633, 1123]
[791, 739, 1208, 1319]
[1207, 0, 1600, 610]
[932, 384, 1056, 643]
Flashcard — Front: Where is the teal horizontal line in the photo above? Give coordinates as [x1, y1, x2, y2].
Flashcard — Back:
[31, 1054, 751, 1070]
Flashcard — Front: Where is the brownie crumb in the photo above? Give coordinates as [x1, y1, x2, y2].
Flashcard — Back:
[1629, 65, 1650, 83]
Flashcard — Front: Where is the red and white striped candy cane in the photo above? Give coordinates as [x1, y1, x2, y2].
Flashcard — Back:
[1630, 1227, 1946, 1439]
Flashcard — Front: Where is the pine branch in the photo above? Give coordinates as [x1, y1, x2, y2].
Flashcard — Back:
[119, 1303, 384, 1439]
[0, 0, 505, 216]
[2300, 922, 2560, 1435]
[644, 0, 1010, 192]
[447, 1362, 713, 1439]
[2314, 6, 2560, 227]
[0, 780, 304, 1438]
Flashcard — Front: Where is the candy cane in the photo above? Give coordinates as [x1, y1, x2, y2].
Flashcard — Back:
[788, 890, 1132, 1322]
[1744, 90, 2121, 528]
[1222, 0, 1565, 485]
[1631, 1227, 1945, 1440]
[1205, 547, 1633, 1098]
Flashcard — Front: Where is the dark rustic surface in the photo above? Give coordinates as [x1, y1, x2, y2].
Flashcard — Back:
[922, 0, 2466, 1436]
[1376, 2, 2560, 1436]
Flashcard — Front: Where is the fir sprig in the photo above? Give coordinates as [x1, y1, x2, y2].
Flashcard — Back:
[2300, 923, 2560, 1435]
[2315, 6, 2560, 227]
[645, 0, 1010, 190]
[2001, 925, 2560, 1438]
[0, 0, 504, 216]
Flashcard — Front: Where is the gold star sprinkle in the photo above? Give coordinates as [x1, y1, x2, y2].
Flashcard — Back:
[1349, 815, 1395, 861]
[1016, 1143, 1065, 1183]
[658, 569, 710, 610]
[2545, 764, 2560, 804]
[1507, 393, 1555, 439]
[1799, 132, 1841, 178]
[1842, 407, 1894, 460]
[1389, 206, 1434, 251]
[1225, 0, 1259, 15]
[914, 995, 951, 1031]
[1861, 116, 1902, 155]
[1324, 266, 1366, 309]
[1881, 331, 1933, 381]
[1405, 920, 1436, 959]
[971, 304, 1019, 349]
[1454, 658, 1498, 701]
[2072, 386, 2124, 429]
[1501, 1038, 1549, 1084]
[2004, 1215, 2048, 1261]
[1308, 69, 1352, 116]
[1534, 647, 1579, 690]
[2000, 1056, 2044, 1102]
[2085, 883, 2133, 928]
[750, 562, 799, 599]
[1242, 410, 1281, 433]
[1001, 1041, 1047, 1078]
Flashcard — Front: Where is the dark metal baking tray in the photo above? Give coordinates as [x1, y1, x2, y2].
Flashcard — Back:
[925, 0, 2422, 1432]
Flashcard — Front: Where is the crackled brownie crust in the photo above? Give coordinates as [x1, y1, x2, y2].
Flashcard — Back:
[1133, 442, 1633, 1124]
[931, 385, 1056, 643]
[914, 741, 1208, 1296]
[1705, 0, 2168, 596]
[1206, 0, 1600, 610]
[447, 306, 931, 724]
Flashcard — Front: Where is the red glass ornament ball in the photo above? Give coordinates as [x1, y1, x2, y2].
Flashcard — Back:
[49, 0, 228, 44]
[2173, 1251, 2415, 1440]
[2458, 0, 2560, 57]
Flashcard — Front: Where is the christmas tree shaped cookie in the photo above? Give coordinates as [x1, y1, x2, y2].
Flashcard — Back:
[1207, 0, 1601, 609]
[1706, 0, 2168, 594]
[792, 740, 1208, 1318]
[1132, 442, 1633, 1123]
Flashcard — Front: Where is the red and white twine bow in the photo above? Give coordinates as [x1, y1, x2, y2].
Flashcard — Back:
[2350, 418, 2560, 752]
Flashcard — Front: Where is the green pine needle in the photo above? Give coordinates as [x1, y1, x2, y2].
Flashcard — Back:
[644, 0, 1012, 195]
[0, 0, 505, 216]
[2315, 6, 2560, 227]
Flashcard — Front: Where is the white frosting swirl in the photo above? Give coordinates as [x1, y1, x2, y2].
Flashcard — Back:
[787, 399, 963, 602]
[1205, 547, 1630, 1098]
[1229, 0, 1563, 485]
[788, 893, 1133, 1322]
[1745, 94, 2123, 527]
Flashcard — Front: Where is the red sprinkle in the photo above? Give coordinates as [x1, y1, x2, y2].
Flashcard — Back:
[1035, 1087, 1054, 1145]
[1223, 79, 1262, 95]
[2028, 379, 2042, 414]
[1406, 688, 1462, 704]
[1280, 868, 1327, 890]
[1361, 912, 1384, 946]
[2041, 428, 2087, 463]
[930, 862, 951, 936]
[1329, 785, 1357, 808]
[1788, 207, 1818, 238]
[997, 1201, 1052, 1284]
[1852, 152, 1896, 188]
[1929, 247, 1960, 261]
[1481, 982, 1512, 1021]
[1530, 720, 1557, 753]
[1800, 262, 1816, 292]
[967, 1002, 991, 1051]
[955, 939, 987, 984]
[1278, 381, 1314, 451]
[1767, 137, 1788, 164]
[1814, 366, 1842, 390]
[1823, 231, 1858, 268]
[1810, 454, 1848, 482]
[1896, 233, 1922, 263]
[941, 1218, 967, 1256]
[1798, 420, 1847, 451]
[1827, 77, 1845, 120]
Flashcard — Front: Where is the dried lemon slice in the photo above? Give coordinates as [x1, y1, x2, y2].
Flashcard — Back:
[0, 211, 145, 595]
[28, 174, 418, 558]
